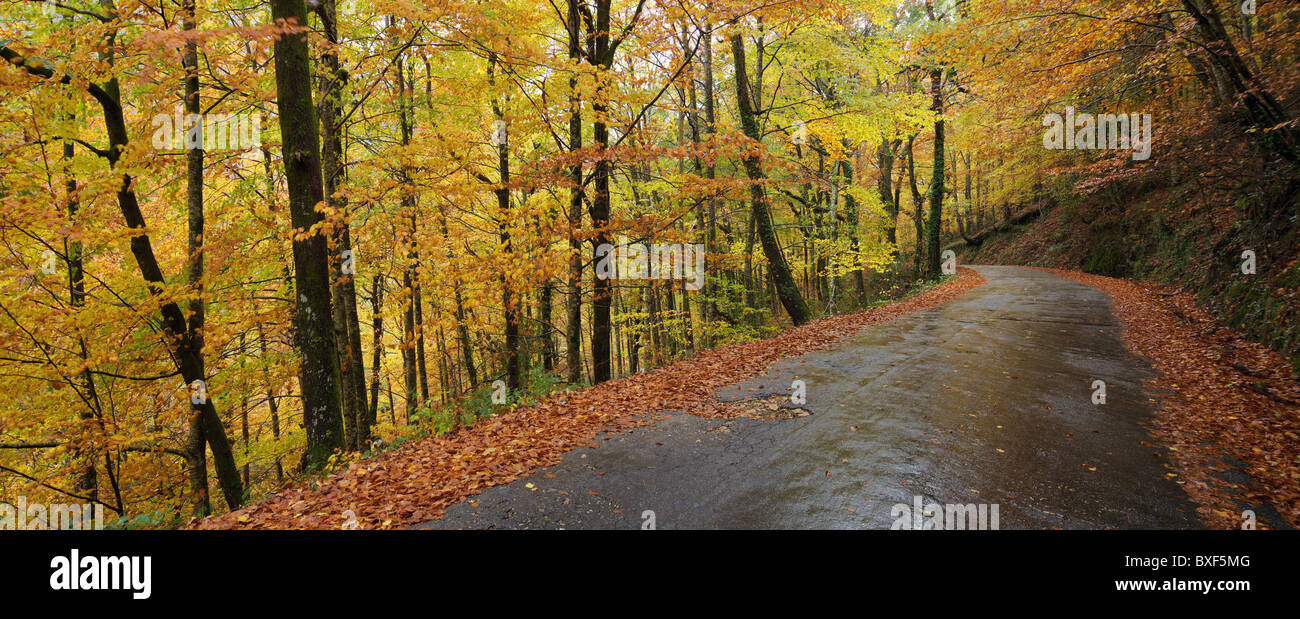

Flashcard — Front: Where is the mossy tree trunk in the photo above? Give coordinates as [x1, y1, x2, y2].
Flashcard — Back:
[269, 0, 345, 471]
[731, 32, 810, 325]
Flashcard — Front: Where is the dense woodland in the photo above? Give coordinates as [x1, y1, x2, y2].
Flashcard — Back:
[0, 0, 1296, 525]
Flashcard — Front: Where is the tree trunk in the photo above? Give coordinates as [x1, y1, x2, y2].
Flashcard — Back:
[730, 32, 810, 325]
[540, 281, 555, 371]
[906, 135, 925, 275]
[489, 56, 522, 393]
[878, 137, 900, 258]
[589, 0, 614, 384]
[565, 0, 584, 385]
[925, 68, 945, 280]
[269, 0, 345, 471]
[182, 0, 210, 515]
[402, 264, 418, 420]
[392, 47, 422, 421]
[367, 275, 383, 435]
[316, 0, 366, 451]
[256, 323, 284, 484]
[64, 129, 100, 504]
[415, 284, 429, 404]
[440, 212, 477, 390]
[842, 155, 865, 300]
[700, 19, 718, 346]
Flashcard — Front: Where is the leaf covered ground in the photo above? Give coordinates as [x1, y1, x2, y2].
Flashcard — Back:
[194, 269, 985, 529]
[1039, 268, 1300, 529]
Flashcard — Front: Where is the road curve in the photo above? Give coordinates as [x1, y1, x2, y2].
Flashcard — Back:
[418, 266, 1199, 530]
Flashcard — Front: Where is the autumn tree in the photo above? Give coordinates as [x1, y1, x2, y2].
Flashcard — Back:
[269, 0, 346, 470]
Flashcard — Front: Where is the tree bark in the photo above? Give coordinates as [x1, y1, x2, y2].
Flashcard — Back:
[730, 32, 810, 325]
[182, 0, 211, 516]
[589, 0, 614, 384]
[565, 0, 584, 385]
[269, 0, 345, 471]
[489, 55, 522, 393]
[65, 132, 100, 504]
[437, 210, 477, 389]
[700, 18, 718, 345]
[906, 135, 925, 275]
[925, 68, 945, 280]
[878, 137, 900, 258]
[315, 0, 366, 451]
[842, 155, 865, 299]
[367, 275, 383, 436]
[255, 323, 284, 484]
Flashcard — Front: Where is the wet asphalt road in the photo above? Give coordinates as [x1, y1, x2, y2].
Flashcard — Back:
[418, 266, 1200, 530]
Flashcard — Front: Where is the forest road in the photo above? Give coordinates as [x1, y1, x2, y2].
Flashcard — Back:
[417, 266, 1200, 530]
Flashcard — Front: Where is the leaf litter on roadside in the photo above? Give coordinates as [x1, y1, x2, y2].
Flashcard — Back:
[1038, 267, 1300, 529]
[194, 269, 985, 529]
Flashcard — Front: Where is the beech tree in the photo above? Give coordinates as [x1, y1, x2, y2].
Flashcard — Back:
[269, 0, 345, 470]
